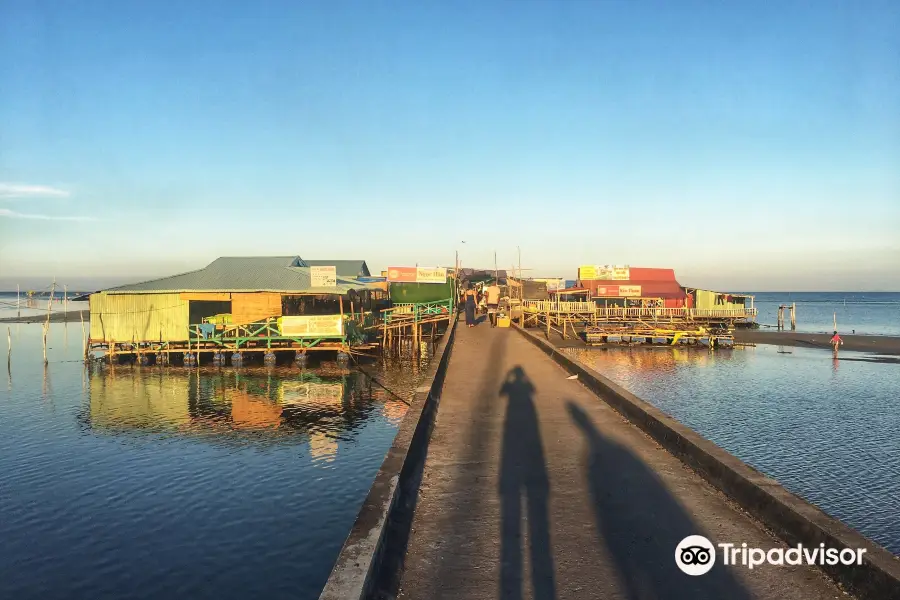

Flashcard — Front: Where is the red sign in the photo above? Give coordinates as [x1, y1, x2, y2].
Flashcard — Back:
[594, 285, 619, 296]
[386, 267, 417, 283]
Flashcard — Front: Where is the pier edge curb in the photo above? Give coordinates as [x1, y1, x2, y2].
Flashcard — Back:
[514, 324, 900, 600]
[318, 314, 457, 600]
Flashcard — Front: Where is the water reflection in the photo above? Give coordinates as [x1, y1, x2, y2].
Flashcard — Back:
[562, 344, 900, 555]
[566, 346, 741, 382]
[81, 362, 411, 457]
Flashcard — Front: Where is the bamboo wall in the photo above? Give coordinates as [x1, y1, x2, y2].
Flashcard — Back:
[90, 292, 190, 342]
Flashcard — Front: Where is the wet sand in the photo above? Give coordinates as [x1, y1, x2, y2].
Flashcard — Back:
[734, 329, 900, 356]
[0, 310, 89, 324]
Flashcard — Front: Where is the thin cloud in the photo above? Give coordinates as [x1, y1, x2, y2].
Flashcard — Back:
[0, 182, 71, 199]
[0, 208, 96, 222]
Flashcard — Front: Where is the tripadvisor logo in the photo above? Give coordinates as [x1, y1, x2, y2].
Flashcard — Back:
[675, 535, 868, 575]
[676, 535, 716, 576]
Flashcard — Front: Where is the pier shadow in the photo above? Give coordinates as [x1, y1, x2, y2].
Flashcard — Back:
[499, 366, 556, 600]
[567, 401, 753, 600]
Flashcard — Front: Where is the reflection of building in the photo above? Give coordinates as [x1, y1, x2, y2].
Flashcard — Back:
[227, 389, 282, 429]
[309, 431, 338, 462]
[89, 371, 191, 429]
[84, 368, 386, 448]
[381, 401, 408, 424]
[279, 381, 345, 409]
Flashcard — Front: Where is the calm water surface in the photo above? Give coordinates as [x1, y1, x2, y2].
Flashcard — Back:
[565, 344, 900, 554]
[0, 322, 423, 600]
[749, 291, 900, 336]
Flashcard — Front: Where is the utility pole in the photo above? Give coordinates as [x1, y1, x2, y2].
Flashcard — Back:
[494, 251, 498, 280]
[517, 246, 521, 280]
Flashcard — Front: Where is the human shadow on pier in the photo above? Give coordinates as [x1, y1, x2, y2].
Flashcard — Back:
[499, 366, 556, 600]
[567, 402, 753, 600]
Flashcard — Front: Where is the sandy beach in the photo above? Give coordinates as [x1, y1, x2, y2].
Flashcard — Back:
[734, 330, 900, 356]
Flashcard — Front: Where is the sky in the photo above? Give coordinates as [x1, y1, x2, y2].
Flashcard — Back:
[1, 0, 898, 291]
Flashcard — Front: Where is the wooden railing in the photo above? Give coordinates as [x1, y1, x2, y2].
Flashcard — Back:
[522, 302, 757, 320]
[595, 307, 757, 319]
[524, 300, 596, 313]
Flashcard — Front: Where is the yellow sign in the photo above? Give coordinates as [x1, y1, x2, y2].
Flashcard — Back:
[279, 315, 343, 337]
[416, 267, 447, 283]
[580, 265, 629, 280]
[619, 285, 642, 296]
[578, 265, 598, 280]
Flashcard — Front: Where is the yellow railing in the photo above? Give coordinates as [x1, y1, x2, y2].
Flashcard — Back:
[522, 302, 757, 320]
[524, 300, 596, 313]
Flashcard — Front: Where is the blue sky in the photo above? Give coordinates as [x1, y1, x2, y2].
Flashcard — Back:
[1, 0, 898, 291]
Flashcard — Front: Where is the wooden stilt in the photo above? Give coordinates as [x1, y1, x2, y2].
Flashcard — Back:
[790, 302, 796, 330]
[546, 302, 551, 339]
[81, 310, 88, 362]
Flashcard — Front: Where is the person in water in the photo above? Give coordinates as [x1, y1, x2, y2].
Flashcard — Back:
[464, 283, 477, 328]
[830, 330, 843, 356]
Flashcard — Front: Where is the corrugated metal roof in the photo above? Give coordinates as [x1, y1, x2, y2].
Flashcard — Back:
[103, 256, 376, 294]
[304, 260, 370, 277]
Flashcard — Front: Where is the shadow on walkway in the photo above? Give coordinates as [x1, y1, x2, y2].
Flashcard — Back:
[499, 366, 556, 600]
[567, 401, 753, 600]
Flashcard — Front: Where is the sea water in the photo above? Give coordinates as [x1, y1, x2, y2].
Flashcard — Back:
[0, 322, 424, 600]
[565, 344, 900, 555]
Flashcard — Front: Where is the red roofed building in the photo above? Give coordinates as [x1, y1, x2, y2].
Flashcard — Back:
[577, 266, 692, 308]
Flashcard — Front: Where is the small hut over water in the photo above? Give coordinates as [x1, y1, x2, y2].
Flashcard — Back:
[88, 256, 383, 359]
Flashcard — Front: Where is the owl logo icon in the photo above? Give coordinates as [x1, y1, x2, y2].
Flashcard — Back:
[675, 535, 716, 575]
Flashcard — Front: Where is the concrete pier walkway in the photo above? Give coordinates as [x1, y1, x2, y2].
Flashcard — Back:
[394, 322, 845, 599]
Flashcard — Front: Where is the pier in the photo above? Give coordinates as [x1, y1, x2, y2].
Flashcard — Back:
[321, 318, 900, 600]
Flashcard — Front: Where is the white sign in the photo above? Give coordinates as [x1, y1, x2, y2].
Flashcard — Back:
[310, 265, 337, 287]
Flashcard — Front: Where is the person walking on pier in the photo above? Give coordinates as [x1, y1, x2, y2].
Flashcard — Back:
[464, 284, 477, 327]
[485, 280, 501, 327]
[830, 330, 843, 357]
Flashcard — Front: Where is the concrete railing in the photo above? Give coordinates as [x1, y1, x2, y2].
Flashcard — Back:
[318, 314, 458, 600]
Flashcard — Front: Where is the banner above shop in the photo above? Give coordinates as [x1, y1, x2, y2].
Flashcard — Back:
[593, 284, 642, 297]
[387, 266, 448, 283]
[310, 265, 336, 287]
[579, 265, 630, 281]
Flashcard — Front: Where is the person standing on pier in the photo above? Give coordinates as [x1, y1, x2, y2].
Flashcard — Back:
[485, 280, 501, 327]
[464, 284, 477, 328]
[830, 330, 843, 357]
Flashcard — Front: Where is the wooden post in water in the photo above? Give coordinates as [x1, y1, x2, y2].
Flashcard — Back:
[64, 285, 68, 313]
[7, 326, 10, 368]
[81, 310, 88, 363]
[16, 284, 20, 318]
[790, 302, 796, 330]
[109, 339, 115, 365]
[777, 305, 784, 330]
[833, 311, 837, 331]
